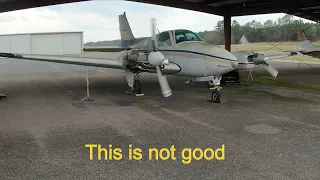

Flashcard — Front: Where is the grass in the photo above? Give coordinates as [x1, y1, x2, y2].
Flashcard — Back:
[241, 76, 320, 93]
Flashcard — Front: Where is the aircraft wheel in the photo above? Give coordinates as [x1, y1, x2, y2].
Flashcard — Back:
[211, 90, 221, 103]
[134, 80, 142, 94]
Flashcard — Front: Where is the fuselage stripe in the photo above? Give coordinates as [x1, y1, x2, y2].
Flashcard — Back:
[159, 49, 237, 62]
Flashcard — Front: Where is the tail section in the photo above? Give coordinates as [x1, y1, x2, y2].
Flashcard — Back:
[297, 29, 309, 42]
[297, 29, 314, 52]
[119, 12, 136, 48]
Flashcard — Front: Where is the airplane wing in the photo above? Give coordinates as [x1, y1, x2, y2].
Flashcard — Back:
[299, 41, 320, 59]
[297, 29, 320, 59]
[233, 51, 298, 78]
[0, 52, 124, 70]
[264, 52, 298, 61]
[303, 51, 320, 59]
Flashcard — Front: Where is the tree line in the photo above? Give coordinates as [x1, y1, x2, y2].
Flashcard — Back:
[85, 14, 320, 46]
[85, 39, 121, 47]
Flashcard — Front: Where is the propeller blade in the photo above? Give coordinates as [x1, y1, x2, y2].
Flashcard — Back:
[156, 66, 172, 97]
[151, 18, 157, 52]
[150, 17, 172, 97]
[262, 63, 278, 78]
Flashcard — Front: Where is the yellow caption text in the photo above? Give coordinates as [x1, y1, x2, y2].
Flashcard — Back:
[85, 144, 225, 165]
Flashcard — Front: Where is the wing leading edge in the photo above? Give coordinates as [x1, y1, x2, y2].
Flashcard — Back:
[264, 52, 298, 60]
[0, 53, 124, 69]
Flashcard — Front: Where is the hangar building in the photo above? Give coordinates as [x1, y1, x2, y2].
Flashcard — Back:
[0, 32, 84, 55]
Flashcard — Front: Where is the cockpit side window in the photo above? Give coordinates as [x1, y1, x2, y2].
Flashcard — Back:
[157, 32, 172, 47]
[175, 30, 203, 44]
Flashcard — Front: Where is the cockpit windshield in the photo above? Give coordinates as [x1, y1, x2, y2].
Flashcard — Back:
[175, 30, 203, 44]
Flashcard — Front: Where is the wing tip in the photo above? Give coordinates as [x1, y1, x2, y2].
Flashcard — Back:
[0, 53, 17, 58]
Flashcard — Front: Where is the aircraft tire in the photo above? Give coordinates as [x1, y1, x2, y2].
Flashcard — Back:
[134, 80, 142, 94]
[211, 90, 221, 103]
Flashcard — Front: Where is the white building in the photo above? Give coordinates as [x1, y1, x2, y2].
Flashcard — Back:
[0, 32, 83, 55]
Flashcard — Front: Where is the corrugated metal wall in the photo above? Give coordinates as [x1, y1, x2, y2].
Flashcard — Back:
[0, 32, 83, 55]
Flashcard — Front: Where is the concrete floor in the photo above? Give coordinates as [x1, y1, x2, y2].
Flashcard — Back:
[0, 58, 319, 180]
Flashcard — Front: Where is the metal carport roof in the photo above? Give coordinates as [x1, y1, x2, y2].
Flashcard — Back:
[0, 0, 319, 22]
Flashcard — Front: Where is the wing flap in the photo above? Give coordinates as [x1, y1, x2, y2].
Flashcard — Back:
[0, 53, 124, 69]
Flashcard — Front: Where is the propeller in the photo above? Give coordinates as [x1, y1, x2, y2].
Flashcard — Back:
[240, 35, 278, 78]
[147, 18, 172, 97]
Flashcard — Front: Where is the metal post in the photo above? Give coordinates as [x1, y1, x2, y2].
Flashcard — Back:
[224, 15, 231, 51]
[81, 67, 91, 101]
[222, 15, 240, 84]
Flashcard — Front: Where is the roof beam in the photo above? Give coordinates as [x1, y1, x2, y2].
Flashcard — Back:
[199, 0, 224, 5]
[289, 8, 320, 22]
[207, 0, 258, 7]
[127, 0, 226, 16]
[238, 0, 320, 9]
[228, 7, 289, 16]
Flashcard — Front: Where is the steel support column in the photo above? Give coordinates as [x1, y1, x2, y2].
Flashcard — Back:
[222, 15, 240, 84]
[224, 15, 231, 51]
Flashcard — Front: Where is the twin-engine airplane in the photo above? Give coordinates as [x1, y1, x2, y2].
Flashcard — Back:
[0, 13, 238, 103]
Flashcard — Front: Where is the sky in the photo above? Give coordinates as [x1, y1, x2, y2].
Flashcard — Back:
[0, 0, 314, 43]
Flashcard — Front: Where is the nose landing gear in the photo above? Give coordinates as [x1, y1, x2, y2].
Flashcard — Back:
[210, 88, 223, 103]
[207, 76, 226, 103]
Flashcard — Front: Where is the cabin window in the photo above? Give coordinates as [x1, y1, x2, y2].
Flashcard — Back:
[175, 30, 203, 44]
[157, 32, 172, 47]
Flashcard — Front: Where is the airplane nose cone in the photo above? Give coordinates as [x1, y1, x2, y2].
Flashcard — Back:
[231, 61, 238, 68]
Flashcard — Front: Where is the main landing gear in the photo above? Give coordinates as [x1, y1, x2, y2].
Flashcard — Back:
[0, 94, 6, 99]
[125, 70, 144, 97]
[207, 76, 226, 103]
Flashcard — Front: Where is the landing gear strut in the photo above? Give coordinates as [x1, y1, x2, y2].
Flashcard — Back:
[207, 76, 226, 103]
[133, 79, 142, 95]
[125, 70, 144, 97]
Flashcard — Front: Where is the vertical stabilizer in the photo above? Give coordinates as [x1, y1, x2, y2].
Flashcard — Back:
[297, 29, 314, 52]
[119, 12, 136, 48]
[297, 29, 309, 42]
